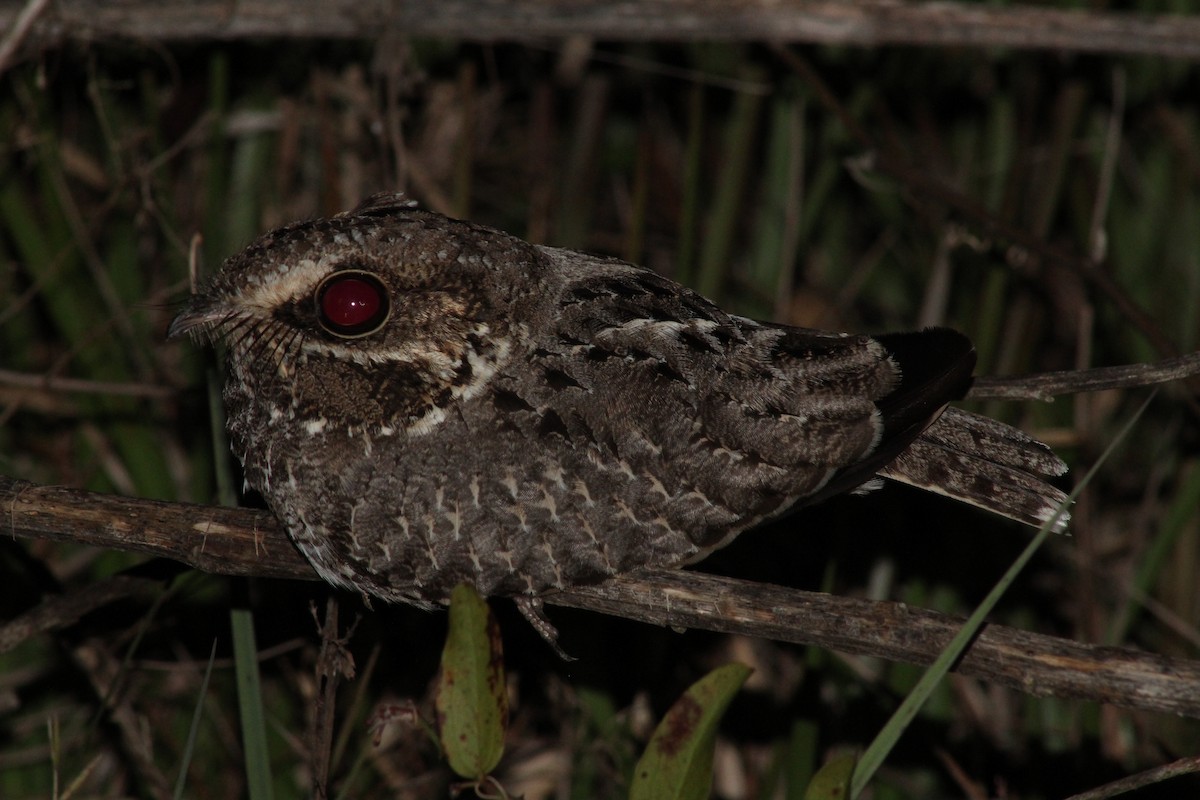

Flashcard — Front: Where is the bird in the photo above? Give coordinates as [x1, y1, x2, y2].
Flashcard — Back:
[170, 193, 1068, 612]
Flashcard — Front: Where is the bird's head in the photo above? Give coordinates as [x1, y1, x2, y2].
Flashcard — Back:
[170, 195, 547, 435]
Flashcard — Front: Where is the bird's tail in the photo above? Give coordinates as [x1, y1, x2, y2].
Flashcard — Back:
[879, 407, 1071, 532]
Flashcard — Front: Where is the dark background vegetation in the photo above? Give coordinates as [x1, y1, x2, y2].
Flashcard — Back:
[2, 12, 1199, 799]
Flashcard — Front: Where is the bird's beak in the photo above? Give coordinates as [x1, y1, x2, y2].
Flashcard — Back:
[168, 299, 231, 341]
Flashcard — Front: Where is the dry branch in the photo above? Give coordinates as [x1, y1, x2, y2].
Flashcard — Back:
[5, 474, 1200, 719]
[968, 351, 1200, 402]
[3, 0, 1200, 60]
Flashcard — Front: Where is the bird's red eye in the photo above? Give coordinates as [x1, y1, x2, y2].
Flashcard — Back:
[316, 272, 389, 337]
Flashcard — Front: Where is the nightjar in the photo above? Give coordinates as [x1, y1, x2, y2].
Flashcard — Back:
[171, 193, 1068, 609]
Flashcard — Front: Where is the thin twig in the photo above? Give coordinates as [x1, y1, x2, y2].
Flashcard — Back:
[0, 0, 51, 75]
[1062, 755, 1200, 800]
[0, 574, 162, 654]
[0, 368, 175, 400]
[968, 352, 1200, 402]
[310, 597, 344, 800]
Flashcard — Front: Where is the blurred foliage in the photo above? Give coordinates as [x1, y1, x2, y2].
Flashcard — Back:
[1, 30, 1199, 799]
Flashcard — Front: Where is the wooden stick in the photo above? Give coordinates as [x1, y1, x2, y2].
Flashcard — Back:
[3, 1, 1200, 60]
[968, 351, 1200, 401]
[5, 475, 1200, 719]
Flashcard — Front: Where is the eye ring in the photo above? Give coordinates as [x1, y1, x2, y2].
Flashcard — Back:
[315, 271, 390, 338]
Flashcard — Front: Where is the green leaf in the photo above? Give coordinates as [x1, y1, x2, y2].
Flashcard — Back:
[629, 662, 752, 800]
[435, 583, 508, 780]
[803, 754, 856, 800]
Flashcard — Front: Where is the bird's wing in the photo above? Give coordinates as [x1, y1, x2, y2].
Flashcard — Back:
[523, 250, 979, 539]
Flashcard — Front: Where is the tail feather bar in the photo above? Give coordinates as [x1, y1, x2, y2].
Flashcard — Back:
[879, 407, 1071, 532]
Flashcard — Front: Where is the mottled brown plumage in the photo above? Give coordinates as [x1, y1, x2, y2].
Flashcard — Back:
[171, 194, 1068, 608]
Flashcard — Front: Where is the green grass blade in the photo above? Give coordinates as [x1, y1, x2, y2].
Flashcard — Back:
[850, 394, 1155, 798]
[1107, 457, 1200, 645]
[780, 719, 819, 800]
[696, 75, 762, 300]
[231, 608, 273, 800]
[174, 639, 219, 800]
[675, 82, 705, 289]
